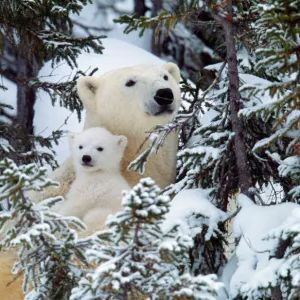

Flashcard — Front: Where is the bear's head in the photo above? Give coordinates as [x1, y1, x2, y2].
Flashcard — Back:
[77, 63, 181, 136]
[68, 127, 127, 174]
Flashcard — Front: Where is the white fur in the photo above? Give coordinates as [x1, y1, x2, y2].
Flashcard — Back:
[55, 127, 130, 232]
[0, 63, 182, 298]
[32, 63, 181, 201]
[78, 63, 181, 188]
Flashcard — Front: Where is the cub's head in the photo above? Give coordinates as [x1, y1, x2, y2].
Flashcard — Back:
[68, 127, 127, 173]
[77, 63, 181, 134]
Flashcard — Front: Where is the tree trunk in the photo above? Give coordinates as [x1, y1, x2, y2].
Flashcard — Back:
[15, 49, 40, 135]
[134, 0, 148, 16]
[270, 238, 291, 300]
[223, 27, 252, 197]
[151, 0, 163, 56]
[209, 2, 253, 199]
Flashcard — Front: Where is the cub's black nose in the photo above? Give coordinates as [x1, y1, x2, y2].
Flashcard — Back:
[82, 155, 91, 163]
[154, 88, 174, 106]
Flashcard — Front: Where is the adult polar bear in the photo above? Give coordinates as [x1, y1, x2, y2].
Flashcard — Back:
[36, 62, 181, 201]
[0, 63, 181, 300]
[79, 62, 181, 187]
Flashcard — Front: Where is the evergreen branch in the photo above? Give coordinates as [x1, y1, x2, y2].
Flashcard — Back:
[29, 68, 98, 121]
[128, 62, 226, 175]
[114, 10, 198, 37]
[34, 30, 105, 68]
[72, 19, 112, 34]
[0, 158, 91, 298]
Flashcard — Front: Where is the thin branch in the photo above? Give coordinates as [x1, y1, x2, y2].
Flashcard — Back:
[221, 207, 241, 224]
[0, 107, 15, 121]
[72, 19, 112, 34]
[242, 231, 271, 254]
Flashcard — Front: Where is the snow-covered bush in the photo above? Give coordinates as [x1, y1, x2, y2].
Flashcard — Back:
[229, 195, 299, 299]
[0, 158, 90, 299]
[71, 178, 222, 299]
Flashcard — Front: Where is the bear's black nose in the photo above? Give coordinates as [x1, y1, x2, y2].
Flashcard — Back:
[154, 88, 174, 106]
[82, 155, 91, 163]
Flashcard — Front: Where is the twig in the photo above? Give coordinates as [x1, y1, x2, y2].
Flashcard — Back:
[72, 19, 112, 34]
[242, 231, 270, 254]
[221, 207, 241, 224]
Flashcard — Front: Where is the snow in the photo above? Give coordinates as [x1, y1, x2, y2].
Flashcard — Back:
[228, 194, 300, 298]
[163, 189, 227, 240]
[217, 254, 237, 300]
[199, 109, 219, 127]
[237, 206, 300, 298]
[73, 0, 152, 52]
[1, 2, 299, 298]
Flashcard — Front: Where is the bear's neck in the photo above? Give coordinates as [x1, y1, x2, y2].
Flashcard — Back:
[75, 166, 121, 178]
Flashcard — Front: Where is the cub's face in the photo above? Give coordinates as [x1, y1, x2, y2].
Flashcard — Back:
[77, 63, 182, 134]
[69, 127, 127, 173]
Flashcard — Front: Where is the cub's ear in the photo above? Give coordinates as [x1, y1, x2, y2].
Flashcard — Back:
[77, 76, 100, 110]
[117, 135, 128, 150]
[67, 132, 77, 147]
[162, 62, 181, 84]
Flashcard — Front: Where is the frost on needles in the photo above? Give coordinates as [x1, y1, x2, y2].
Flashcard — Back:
[0, 163, 222, 299]
[0, 158, 91, 300]
[71, 178, 222, 300]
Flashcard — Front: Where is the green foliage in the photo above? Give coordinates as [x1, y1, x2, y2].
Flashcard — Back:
[0, 158, 91, 299]
[248, 0, 300, 122]
[29, 67, 99, 122]
[0, 0, 106, 167]
[0, 104, 62, 168]
[72, 178, 221, 299]
[115, 10, 197, 44]
[0, 0, 105, 68]
[239, 0, 300, 203]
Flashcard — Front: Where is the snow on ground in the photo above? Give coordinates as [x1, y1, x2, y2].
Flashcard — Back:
[227, 194, 299, 298]
[34, 38, 165, 166]
[240, 207, 300, 298]
[163, 189, 228, 239]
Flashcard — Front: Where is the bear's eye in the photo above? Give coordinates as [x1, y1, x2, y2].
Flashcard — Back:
[125, 80, 136, 87]
[97, 147, 104, 152]
[79, 145, 83, 149]
[163, 75, 168, 81]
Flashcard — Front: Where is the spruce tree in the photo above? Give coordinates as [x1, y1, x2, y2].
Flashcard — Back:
[1, 0, 299, 298]
[0, 0, 104, 166]
[71, 178, 221, 299]
[240, 0, 300, 203]
[0, 158, 91, 299]
[115, 0, 300, 289]
[235, 1, 300, 298]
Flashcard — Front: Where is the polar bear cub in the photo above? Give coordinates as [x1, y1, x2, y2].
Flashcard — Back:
[57, 127, 130, 231]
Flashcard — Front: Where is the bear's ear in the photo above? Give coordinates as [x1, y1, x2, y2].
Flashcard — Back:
[162, 62, 181, 84]
[117, 135, 128, 150]
[77, 76, 100, 109]
[68, 132, 77, 146]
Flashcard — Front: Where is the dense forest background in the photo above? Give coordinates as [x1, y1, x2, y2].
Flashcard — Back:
[0, 0, 299, 299]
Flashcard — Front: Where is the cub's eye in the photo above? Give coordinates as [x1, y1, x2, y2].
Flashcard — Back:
[125, 80, 136, 87]
[97, 147, 104, 152]
[163, 75, 168, 81]
[79, 145, 83, 149]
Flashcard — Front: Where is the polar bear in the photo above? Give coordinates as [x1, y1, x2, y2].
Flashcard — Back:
[33, 63, 181, 202]
[55, 127, 130, 232]
[0, 63, 181, 299]
[0, 128, 130, 300]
